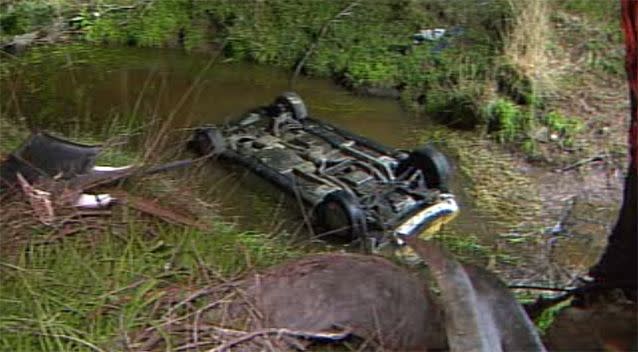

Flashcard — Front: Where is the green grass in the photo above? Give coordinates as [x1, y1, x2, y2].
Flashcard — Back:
[418, 127, 542, 225]
[435, 229, 489, 262]
[534, 298, 572, 335]
[484, 97, 529, 143]
[0, 103, 302, 350]
[0, 117, 30, 154]
[0, 219, 300, 350]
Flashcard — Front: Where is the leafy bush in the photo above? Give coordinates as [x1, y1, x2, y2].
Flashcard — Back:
[544, 111, 583, 146]
[0, 1, 55, 37]
[422, 52, 491, 129]
[425, 84, 484, 130]
[86, 0, 192, 48]
[85, 15, 131, 44]
[484, 98, 529, 143]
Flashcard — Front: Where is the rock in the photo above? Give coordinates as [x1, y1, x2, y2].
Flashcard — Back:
[2, 20, 67, 55]
[2, 32, 38, 55]
[533, 126, 550, 143]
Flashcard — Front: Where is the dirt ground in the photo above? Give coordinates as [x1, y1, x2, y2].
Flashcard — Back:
[494, 69, 629, 290]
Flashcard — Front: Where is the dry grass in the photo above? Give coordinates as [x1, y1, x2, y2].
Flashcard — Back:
[503, 0, 555, 95]
[127, 281, 354, 351]
[420, 129, 541, 226]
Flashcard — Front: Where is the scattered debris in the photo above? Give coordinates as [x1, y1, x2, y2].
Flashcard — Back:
[413, 28, 447, 43]
[555, 154, 606, 173]
[16, 172, 54, 225]
[111, 190, 208, 230]
[0, 129, 214, 266]
[0, 131, 211, 228]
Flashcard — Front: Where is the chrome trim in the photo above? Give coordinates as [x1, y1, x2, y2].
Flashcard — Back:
[395, 197, 459, 237]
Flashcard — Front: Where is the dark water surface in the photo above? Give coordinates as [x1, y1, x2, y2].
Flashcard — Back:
[3, 46, 423, 147]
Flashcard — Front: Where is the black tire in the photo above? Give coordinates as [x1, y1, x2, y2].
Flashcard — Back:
[397, 145, 451, 192]
[274, 92, 308, 120]
[188, 127, 226, 156]
[314, 190, 366, 243]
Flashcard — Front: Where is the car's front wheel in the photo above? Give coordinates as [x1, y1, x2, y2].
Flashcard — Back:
[397, 145, 451, 192]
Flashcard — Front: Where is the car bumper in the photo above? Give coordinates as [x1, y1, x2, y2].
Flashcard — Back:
[394, 196, 459, 239]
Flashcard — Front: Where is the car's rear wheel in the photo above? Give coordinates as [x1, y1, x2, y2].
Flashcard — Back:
[397, 145, 451, 192]
[314, 190, 366, 243]
[274, 92, 308, 120]
[188, 127, 226, 156]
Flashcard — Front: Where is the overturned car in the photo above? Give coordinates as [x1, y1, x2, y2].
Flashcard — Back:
[189, 92, 459, 250]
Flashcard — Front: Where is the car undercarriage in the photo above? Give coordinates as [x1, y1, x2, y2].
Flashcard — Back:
[189, 92, 459, 250]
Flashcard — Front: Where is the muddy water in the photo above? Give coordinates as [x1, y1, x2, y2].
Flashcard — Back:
[1, 45, 438, 234]
[1, 45, 617, 286]
[3, 46, 420, 146]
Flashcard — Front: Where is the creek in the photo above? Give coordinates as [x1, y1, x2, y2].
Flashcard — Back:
[1, 45, 615, 287]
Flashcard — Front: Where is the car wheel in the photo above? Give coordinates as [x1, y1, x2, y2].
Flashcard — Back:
[398, 145, 451, 192]
[188, 127, 226, 156]
[314, 190, 366, 243]
[274, 92, 308, 120]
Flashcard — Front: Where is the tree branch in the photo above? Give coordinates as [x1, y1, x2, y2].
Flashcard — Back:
[289, 1, 360, 87]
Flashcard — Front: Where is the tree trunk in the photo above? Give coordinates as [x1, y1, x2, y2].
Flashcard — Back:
[588, 0, 638, 301]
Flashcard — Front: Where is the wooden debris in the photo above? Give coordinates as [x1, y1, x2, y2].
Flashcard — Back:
[16, 172, 54, 225]
[111, 191, 208, 231]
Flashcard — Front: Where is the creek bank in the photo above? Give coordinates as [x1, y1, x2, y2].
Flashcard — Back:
[1, 19, 406, 102]
[420, 126, 625, 291]
[1, 20, 71, 55]
[1, 1, 625, 168]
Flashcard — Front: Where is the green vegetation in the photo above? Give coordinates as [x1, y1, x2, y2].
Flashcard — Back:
[0, 1, 628, 348]
[0, 117, 30, 154]
[484, 98, 529, 144]
[534, 298, 573, 335]
[420, 127, 542, 224]
[0, 0, 56, 38]
[0, 223, 300, 350]
[0, 57, 302, 347]
[0, 0, 622, 155]
[543, 110, 584, 147]
[0, 116, 302, 349]
[435, 230, 489, 262]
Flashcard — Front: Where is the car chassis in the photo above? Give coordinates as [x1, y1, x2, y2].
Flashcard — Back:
[189, 92, 458, 250]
